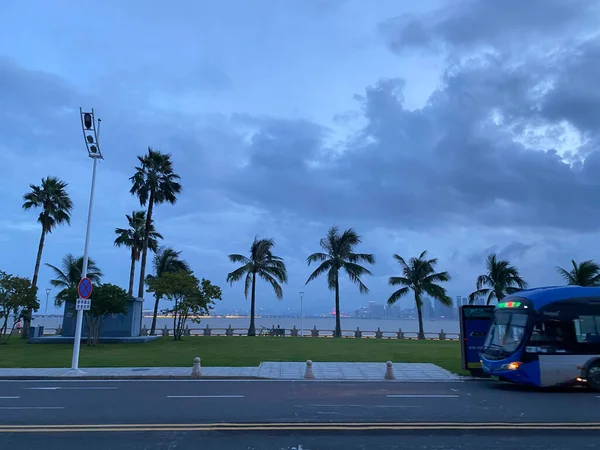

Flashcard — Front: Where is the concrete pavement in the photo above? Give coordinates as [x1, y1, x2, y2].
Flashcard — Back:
[0, 361, 461, 381]
[1, 380, 598, 449]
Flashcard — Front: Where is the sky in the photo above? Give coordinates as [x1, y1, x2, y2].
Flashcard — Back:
[1, 0, 600, 315]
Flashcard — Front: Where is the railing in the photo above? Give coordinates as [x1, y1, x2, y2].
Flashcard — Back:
[142, 324, 459, 341]
[32, 325, 460, 341]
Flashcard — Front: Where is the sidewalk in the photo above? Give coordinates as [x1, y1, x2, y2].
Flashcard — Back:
[0, 362, 462, 381]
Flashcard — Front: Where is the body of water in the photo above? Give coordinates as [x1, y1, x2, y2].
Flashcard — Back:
[31, 315, 460, 334]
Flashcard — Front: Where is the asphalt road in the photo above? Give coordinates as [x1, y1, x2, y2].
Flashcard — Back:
[0, 379, 599, 449]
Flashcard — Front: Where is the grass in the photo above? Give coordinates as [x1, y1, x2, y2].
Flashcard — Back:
[0, 337, 466, 375]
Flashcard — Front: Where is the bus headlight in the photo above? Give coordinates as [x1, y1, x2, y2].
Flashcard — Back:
[500, 361, 522, 371]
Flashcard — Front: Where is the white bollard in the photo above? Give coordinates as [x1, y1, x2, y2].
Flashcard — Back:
[384, 361, 395, 380]
[191, 357, 201, 379]
[304, 360, 315, 379]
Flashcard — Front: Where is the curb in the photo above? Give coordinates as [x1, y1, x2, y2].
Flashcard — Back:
[0, 375, 269, 381]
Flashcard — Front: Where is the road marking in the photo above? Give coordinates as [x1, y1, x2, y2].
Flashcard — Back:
[1, 422, 600, 429]
[0, 379, 465, 384]
[386, 394, 459, 398]
[26, 387, 117, 391]
[300, 404, 420, 409]
[0, 396, 19, 399]
[0, 407, 65, 410]
[0, 422, 600, 433]
[167, 395, 244, 398]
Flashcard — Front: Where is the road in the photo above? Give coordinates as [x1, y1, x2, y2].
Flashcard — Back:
[0, 379, 599, 449]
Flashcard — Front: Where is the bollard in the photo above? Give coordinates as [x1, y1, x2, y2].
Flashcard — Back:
[354, 327, 362, 338]
[162, 325, 169, 337]
[141, 325, 148, 336]
[439, 329, 446, 341]
[304, 360, 315, 379]
[384, 361, 395, 380]
[375, 327, 383, 339]
[191, 357, 201, 379]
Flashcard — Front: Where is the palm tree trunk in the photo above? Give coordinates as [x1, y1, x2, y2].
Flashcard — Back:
[416, 302, 425, 340]
[150, 294, 159, 336]
[24, 228, 46, 338]
[334, 275, 341, 338]
[128, 248, 136, 297]
[248, 272, 256, 336]
[494, 288, 504, 305]
[137, 192, 154, 334]
[137, 192, 154, 298]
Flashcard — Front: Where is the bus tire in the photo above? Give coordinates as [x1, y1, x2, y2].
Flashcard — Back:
[587, 362, 600, 392]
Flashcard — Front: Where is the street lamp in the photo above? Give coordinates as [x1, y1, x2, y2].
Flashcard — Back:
[45, 288, 51, 316]
[299, 291, 304, 338]
[71, 108, 103, 372]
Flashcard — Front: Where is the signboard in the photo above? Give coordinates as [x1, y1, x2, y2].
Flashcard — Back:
[75, 298, 91, 311]
[76, 278, 93, 311]
[459, 305, 495, 374]
[78, 278, 93, 299]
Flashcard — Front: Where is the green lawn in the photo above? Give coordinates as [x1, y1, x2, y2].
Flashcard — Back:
[0, 337, 466, 375]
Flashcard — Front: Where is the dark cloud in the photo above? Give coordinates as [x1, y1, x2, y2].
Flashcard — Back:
[215, 36, 600, 232]
[380, 0, 598, 54]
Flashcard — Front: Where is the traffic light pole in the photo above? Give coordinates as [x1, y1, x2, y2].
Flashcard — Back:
[71, 154, 99, 370]
[71, 109, 102, 372]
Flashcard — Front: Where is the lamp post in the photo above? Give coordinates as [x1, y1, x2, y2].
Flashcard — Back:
[299, 291, 304, 338]
[45, 288, 51, 316]
[71, 108, 103, 371]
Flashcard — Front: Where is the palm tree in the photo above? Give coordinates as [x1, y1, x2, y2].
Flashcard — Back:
[557, 260, 600, 286]
[146, 246, 190, 335]
[305, 226, 374, 338]
[22, 176, 73, 336]
[114, 210, 163, 296]
[469, 253, 528, 305]
[387, 251, 452, 340]
[129, 148, 181, 299]
[45, 254, 103, 306]
[226, 238, 288, 336]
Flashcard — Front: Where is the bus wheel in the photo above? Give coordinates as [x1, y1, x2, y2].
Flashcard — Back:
[588, 363, 600, 392]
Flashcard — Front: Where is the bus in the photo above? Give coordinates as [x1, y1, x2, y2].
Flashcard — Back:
[480, 286, 600, 391]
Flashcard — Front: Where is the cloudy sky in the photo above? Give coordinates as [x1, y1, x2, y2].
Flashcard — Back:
[1, 0, 600, 315]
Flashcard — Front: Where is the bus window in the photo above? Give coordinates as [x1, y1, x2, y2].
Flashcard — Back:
[528, 318, 576, 352]
[573, 315, 600, 343]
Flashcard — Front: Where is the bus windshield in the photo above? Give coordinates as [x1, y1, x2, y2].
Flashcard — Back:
[483, 310, 529, 359]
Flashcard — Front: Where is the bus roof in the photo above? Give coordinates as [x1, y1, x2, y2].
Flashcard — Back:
[506, 285, 600, 308]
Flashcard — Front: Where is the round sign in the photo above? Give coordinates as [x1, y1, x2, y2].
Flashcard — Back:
[78, 277, 93, 299]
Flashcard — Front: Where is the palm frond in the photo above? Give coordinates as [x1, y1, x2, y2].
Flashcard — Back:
[387, 287, 410, 306]
[306, 260, 333, 285]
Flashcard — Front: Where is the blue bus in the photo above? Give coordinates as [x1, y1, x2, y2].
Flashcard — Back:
[481, 286, 600, 391]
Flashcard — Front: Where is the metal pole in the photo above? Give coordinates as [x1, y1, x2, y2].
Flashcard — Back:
[45, 289, 50, 315]
[71, 155, 99, 370]
[299, 292, 304, 338]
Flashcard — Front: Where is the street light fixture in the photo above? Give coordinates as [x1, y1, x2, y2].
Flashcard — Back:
[299, 291, 304, 338]
[71, 108, 103, 372]
[45, 288, 51, 316]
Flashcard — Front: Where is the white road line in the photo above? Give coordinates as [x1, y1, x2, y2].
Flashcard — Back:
[301, 404, 420, 409]
[25, 387, 117, 390]
[0, 379, 465, 384]
[0, 396, 19, 399]
[0, 407, 65, 410]
[386, 394, 459, 398]
[167, 395, 244, 398]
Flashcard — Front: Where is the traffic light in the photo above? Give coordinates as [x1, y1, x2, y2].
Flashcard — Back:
[86, 135, 94, 144]
[90, 145, 98, 154]
[84, 113, 92, 129]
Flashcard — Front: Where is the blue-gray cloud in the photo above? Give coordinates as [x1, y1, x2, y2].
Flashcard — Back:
[2, 0, 600, 315]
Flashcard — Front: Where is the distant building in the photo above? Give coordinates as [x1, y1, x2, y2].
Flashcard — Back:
[368, 301, 385, 319]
